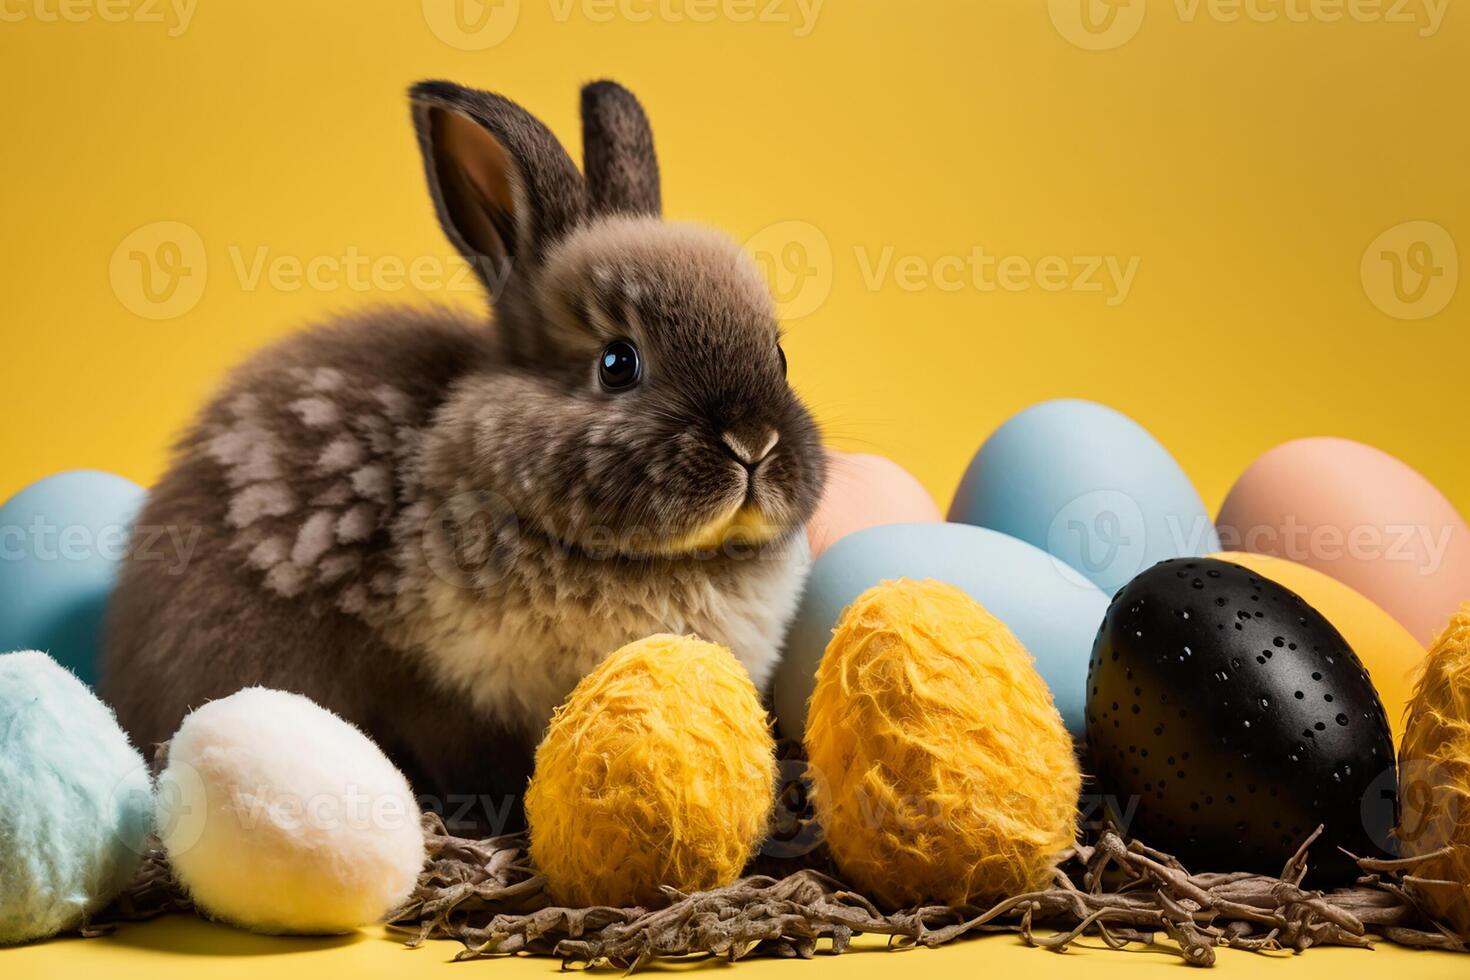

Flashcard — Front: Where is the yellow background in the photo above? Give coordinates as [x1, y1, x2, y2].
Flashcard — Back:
[2, 0, 1468, 518]
[2, 2, 1468, 975]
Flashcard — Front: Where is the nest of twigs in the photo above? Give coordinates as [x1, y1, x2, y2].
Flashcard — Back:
[85, 737, 1469, 967]
[93, 809, 1469, 970]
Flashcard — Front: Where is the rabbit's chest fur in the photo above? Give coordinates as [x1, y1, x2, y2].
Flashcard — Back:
[397, 541, 806, 738]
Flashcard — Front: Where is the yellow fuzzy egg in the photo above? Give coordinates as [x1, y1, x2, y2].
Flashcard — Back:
[526, 634, 776, 908]
[1397, 604, 1470, 931]
[805, 578, 1081, 908]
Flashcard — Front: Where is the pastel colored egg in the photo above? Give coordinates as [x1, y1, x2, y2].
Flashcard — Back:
[1217, 438, 1470, 645]
[157, 688, 425, 935]
[773, 522, 1109, 740]
[1210, 551, 1424, 747]
[0, 651, 153, 944]
[0, 471, 145, 685]
[949, 399, 1220, 595]
[807, 451, 941, 557]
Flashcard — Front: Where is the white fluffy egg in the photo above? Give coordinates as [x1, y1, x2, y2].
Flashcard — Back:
[156, 688, 425, 934]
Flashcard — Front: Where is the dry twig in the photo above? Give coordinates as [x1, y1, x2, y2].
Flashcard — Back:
[379, 813, 1469, 970]
[88, 748, 1470, 969]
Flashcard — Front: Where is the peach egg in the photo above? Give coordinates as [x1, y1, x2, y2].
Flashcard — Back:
[806, 451, 941, 557]
[1217, 438, 1470, 645]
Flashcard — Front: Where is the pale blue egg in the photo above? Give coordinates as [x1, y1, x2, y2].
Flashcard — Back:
[773, 522, 1109, 739]
[0, 471, 145, 686]
[949, 399, 1219, 596]
[0, 651, 152, 944]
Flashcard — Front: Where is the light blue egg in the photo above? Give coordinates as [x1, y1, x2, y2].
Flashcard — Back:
[773, 522, 1109, 739]
[948, 399, 1219, 596]
[0, 651, 153, 944]
[0, 471, 145, 686]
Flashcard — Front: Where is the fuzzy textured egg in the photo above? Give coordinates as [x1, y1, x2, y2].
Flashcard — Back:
[949, 399, 1219, 594]
[807, 451, 941, 557]
[0, 471, 145, 684]
[774, 522, 1108, 740]
[526, 634, 776, 908]
[1211, 551, 1425, 747]
[1397, 605, 1470, 930]
[1218, 437, 1470, 645]
[156, 688, 425, 935]
[0, 651, 152, 944]
[1087, 558, 1394, 883]
[805, 579, 1080, 908]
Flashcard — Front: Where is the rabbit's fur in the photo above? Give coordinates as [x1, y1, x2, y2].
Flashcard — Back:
[102, 80, 825, 833]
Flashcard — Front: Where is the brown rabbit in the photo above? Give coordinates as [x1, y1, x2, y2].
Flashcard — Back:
[102, 80, 825, 833]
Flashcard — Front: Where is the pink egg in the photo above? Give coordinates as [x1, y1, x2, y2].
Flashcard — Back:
[807, 452, 942, 557]
[1217, 438, 1470, 645]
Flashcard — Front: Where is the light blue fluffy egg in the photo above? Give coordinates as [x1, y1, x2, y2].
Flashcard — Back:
[0, 651, 153, 944]
[0, 471, 145, 685]
[949, 399, 1219, 596]
[773, 522, 1109, 739]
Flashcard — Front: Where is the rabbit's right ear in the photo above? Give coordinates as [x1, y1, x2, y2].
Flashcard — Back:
[581, 81, 660, 218]
[410, 81, 585, 290]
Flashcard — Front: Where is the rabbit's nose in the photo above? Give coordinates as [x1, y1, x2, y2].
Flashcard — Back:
[721, 428, 780, 469]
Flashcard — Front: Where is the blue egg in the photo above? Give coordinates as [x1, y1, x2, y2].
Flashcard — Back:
[949, 400, 1219, 596]
[0, 471, 145, 686]
[773, 522, 1109, 739]
[0, 651, 152, 944]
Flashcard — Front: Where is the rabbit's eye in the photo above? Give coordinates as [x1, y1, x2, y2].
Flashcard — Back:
[598, 340, 642, 391]
[777, 344, 788, 378]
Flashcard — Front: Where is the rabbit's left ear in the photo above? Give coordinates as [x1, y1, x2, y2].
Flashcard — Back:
[580, 80, 661, 218]
[410, 80, 585, 289]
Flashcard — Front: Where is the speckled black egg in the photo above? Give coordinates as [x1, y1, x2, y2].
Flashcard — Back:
[1085, 557, 1395, 883]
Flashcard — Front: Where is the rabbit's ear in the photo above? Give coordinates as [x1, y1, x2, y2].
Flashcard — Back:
[410, 81, 585, 288]
[580, 80, 661, 218]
